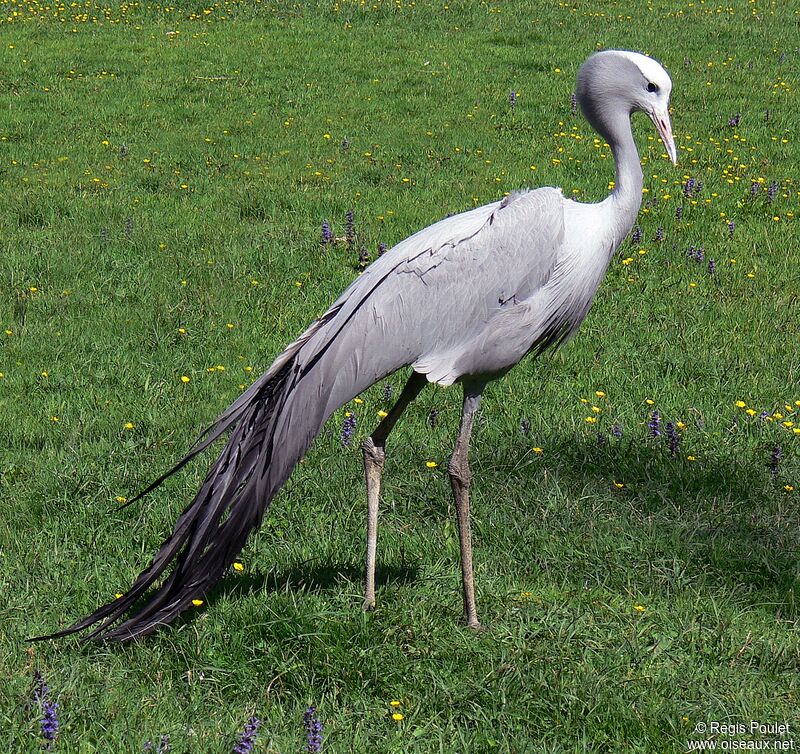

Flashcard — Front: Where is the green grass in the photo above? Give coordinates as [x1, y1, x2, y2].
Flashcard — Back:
[1, 0, 798, 751]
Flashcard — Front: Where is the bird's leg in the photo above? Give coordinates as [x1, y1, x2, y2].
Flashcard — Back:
[361, 371, 427, 611]
[448, 382, 485, 629]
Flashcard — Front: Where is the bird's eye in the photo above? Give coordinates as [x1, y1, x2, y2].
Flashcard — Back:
[647, 82, 659, 93]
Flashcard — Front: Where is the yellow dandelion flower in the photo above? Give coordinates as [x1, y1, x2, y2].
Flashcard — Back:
[783, 421, 794, 428]
[180, 375, 190, 383]
[584, 416, 597, 424]
[595, 391, 606, 398]
[784, 485, 794, 492]
[745, 409, 757, 417]
[41, 371, 49, 378]
[676, 421, 687, 430]
[793, 428, 800, 435]
[115, 496, 128, 504]
[687, 455, 697, 462]
[124, 422, 135, 430]
[389, 700, 401, 707]
[645, 399, 655, 405]
[191, 599, 204, 607]
[591, 406, 602, 414]
[735, 400, 746, 408]
[226, 323, 234, 329]
[532, 447, 544, 455]
[426, 461, 438, 468]
[392, 713, 404, 722]
[354, 397, 364, 404]
[580, 397, 589, 404]
[51, 416, 60, 423]
[233, 562, 244, 572]
[633, 604, 646, 612]
[613, 481, 625, 489]
[115, 593, 124, 599]
[377, 410, 388, 418]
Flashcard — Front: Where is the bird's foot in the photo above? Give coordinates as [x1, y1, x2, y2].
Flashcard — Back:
[362, 597, 376, 612]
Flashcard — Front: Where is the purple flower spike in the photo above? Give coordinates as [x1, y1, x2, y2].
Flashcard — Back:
[767, 181, 778, 203]
[631, 225, 642, 245]
[304, 706, 323, 753]
[665, 422, 680, 457]
[648, 411, 662, 438]
[321, 220, 333, 246]
[157, 736, 171, 754]
[345, 209, 355, 246]
[727, 112, 741, 127]
[611, 422, 623, 438]
[727, 220, 735, 236]
[769, 445, 782, 475]
[675, 205, 683, 220]
[570, 91, 577, 115]
[654, 226, 664, 242]
[232, 716, 261, 754]
[382, 383, 394, 402]
[707, 258, 716, 275]
[340, 413, 356, 447]
[41, 699, 59, 745]
[509, 90, 517, 109]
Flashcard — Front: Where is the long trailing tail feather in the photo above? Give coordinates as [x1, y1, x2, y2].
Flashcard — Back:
[33, 307, 348, 642]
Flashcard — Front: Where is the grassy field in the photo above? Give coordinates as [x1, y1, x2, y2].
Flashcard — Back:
[1, 0, 798, 751]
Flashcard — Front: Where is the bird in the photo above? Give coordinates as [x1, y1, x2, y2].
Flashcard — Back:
[37, 49, 676, 642]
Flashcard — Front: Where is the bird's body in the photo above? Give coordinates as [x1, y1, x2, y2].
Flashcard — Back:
[37, 49, 676, 642]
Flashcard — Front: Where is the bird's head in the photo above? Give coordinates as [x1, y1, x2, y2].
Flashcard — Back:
[576, 50, 677, 165]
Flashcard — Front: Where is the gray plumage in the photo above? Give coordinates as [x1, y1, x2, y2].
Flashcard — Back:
[36, 50, 676, 642]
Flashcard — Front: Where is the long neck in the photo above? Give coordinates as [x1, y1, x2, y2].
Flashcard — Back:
[605, 112, 644, 242]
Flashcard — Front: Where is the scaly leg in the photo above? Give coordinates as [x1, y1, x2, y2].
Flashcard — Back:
[361, 371, 427, 611]
[448, 381, 485, 629]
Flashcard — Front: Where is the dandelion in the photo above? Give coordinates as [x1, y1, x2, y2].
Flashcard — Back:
[390, 700, 402, 707]
[426, 461, 438, 468]
[648, 410, 662, 438]
[180, 375, 190, 383]
[633, 604, 646, 612]
[232, 716, 261, 754]
[340, 412, 356, 447]
[191, 599, 204, 607]
[392, 713, 405, 721]
[532, 446, 544, 455]
[303, 707, 323, 753]
[233, 562, 244, 572]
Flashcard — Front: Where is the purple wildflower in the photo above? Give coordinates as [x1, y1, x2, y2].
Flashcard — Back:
[304, 706, 323, 753]
[33, 671, 49, 704]
[358, 246, 370, 269]
[631, 225, 642, 245]
[665, 421, 680, 457]
[758, 411, 769, 422]
[596, 431, 607, 446]
[675, 205, 683, 221]
[648, 411, 662, 438]
[727, 112, 741, 128]
[570, 91, 577, 115]
[750, 180, 760, 198]
[727, 220, 735, 236]
[340, 413, 356, 447]
[345, 208, 355, 246]
[683, 177, 696, 198]
[428, 408, 439, 429]
[520, 418, 531, 435]
[767, 181, 779, 203]
[144, 742, 154, 752]
[321, 220, 333, 246]
[157, 736, 171, 754]
[232, 716, 261, 754]
[611, 422, 623, 438]
[707, 258, 716, 275]
[382, 383, 393, 402]
[377, 242, 387, 256]
[40, 699, 59, 746]
[509, 90, 517, 109]
[654, 226, 664, 242]
[769, 445, 782, 476]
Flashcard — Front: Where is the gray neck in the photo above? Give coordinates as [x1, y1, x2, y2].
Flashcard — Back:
[606, 111, 644, 241]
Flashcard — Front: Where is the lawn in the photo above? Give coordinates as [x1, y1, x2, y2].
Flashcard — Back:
[0, 0, 798, 751]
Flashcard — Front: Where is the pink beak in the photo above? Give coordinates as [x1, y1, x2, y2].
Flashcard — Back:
[648, 106, 677, 165]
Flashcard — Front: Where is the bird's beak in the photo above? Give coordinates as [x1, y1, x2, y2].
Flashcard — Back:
[648, 106, 677, 165]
